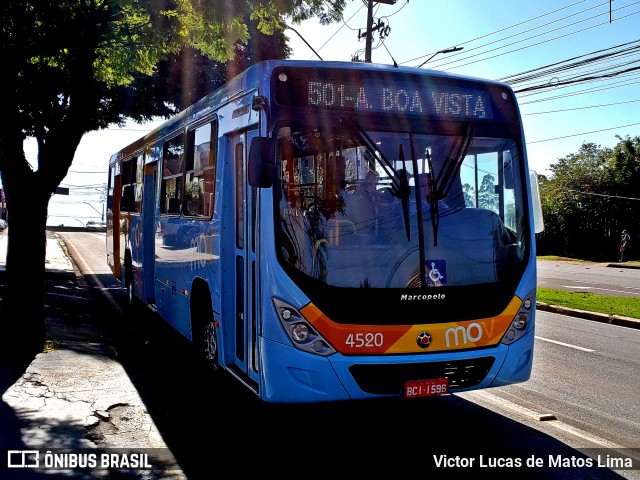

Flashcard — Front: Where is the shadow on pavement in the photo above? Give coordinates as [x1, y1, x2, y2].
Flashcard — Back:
[1, 265, 635, 479]
[88, 271, 634, 480]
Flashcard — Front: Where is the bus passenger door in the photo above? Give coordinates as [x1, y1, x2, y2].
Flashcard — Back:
[108, 164, 122, 279]
[228, 129, 260, 386]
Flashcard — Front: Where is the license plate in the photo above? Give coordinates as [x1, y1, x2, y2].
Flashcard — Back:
[404, 378, 449, 398]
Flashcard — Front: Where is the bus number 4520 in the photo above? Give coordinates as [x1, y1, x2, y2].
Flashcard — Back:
[345, 332, 384, 348]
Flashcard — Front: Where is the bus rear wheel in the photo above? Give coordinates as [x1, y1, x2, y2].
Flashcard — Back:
[124, 256, 136, 308]
[126, 274, 135, 305]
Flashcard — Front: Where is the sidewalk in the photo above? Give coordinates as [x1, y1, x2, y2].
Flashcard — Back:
[0, 229, 187, 479]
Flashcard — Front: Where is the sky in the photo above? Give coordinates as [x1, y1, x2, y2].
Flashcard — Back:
[32, 0, 640, 227]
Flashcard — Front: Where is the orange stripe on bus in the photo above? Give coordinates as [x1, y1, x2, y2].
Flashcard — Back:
[301, 296, 522, 355]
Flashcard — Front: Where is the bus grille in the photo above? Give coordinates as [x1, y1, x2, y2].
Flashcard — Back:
[348, 357, 495, 395]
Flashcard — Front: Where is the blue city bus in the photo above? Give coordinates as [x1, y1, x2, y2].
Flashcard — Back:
[106, 60, 543, 403]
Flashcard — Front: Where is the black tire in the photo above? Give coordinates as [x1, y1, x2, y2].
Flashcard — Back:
[191, 287, 219, 371]
[123, 257, 135, 306]
[126, 272, 135, 305]
[124, 254, 137, 309]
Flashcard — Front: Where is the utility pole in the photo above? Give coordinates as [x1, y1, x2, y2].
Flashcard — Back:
[365, 1, 374, 63]
[362, 0, 397, 63]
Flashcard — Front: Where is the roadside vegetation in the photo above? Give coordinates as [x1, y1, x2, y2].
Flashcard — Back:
[536, 137, 640, 263]
[537, 287, 640, 320]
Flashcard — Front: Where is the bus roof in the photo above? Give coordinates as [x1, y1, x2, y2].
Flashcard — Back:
[109, 59, 513, 164]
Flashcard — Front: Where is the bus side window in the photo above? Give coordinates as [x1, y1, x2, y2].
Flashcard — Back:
[184, 120, 217, 217]
[134, 154, 144, 213]
[161, 134, 185, 215]
[121, 157, 136, 212]
[107, 166, 114, 211]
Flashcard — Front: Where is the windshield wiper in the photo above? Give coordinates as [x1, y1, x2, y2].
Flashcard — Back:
[397, 145, 411, 241]
[409, 138, 428, 287]
[351, 121, 413, 242]
[425, 126, 474, 250]
[425, 149, 440, 248]
[434, 125, 475, 203]
[350, 120, 401, 193]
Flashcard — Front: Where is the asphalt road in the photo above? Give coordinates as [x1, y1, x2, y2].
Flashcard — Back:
[537, 259, 640, 298]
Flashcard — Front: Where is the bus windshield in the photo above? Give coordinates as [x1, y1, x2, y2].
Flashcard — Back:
[275, 124, 527, 289]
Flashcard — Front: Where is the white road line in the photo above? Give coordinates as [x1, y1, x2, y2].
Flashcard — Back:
[559, 283, 640, 295]
[546, 421, 627, 450]
[535, 336, 595, 352]
[463, 390, 627, 450]
[590, 287, 640, 296]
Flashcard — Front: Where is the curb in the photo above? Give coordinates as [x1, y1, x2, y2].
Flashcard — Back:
[605, 262, 640, 269]
[536, 302, 640, 329]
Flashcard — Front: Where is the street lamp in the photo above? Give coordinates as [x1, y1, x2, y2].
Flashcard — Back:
[417, 46, 464, 68]
[83, 201, 104, 222]
[287, 26, 323, 60]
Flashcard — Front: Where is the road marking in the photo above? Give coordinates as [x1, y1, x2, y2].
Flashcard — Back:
[546, 420, 627, 449]
[535, 336, 595, 352]
[462, 390, 627, 450]
[561, 284, 640, 296]
[591, 287, 640, 296]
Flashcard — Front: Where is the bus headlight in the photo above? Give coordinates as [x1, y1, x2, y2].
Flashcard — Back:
[273, 298, 336, 356]
[514, 312, 528, 330]
[501, 290, 535, 345]
[291, 323, 309, 342]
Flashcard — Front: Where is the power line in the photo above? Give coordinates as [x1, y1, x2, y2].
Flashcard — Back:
[517, 76, 640, 104]
[416, 1, 640, 71]
[497, 38, 640, 84]
[504, 40, 640, 93]
[528, 121, 640, 143]
[565, 189, 640, 201]
[433, 9, 640, 72]
[515, 64, 640, 93]
[402, 0, 594, 65]
[522, 98, 640, 114]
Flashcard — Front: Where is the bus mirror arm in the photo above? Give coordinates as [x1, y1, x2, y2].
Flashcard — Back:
[248, 137, 274, 188]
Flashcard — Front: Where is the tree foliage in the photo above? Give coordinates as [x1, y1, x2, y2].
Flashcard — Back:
[537, 136, 640, 260]
[0, 0, 347, 359]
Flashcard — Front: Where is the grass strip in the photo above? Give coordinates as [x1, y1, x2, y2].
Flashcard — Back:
[537, 287, 640, 319]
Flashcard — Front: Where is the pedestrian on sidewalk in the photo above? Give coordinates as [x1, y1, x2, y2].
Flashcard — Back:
[619, 229, 631, 262]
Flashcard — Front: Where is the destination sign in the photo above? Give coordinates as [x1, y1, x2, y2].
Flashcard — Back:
[307, 80, 492, 119]
[274, 68, 500, 120]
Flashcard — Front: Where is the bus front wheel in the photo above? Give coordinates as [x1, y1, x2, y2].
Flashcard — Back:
[192, 288, 219, 371]
[202, 320, 218, 369]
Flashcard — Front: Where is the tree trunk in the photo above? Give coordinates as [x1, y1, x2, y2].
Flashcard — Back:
[3, 189, 49, 359]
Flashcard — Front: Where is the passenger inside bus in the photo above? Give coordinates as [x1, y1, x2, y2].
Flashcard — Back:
[346, 171, 378, 233]
[415, 173, 449, 213]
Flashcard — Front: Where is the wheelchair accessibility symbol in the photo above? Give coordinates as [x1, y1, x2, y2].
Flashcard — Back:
[426, 260, 446, 286]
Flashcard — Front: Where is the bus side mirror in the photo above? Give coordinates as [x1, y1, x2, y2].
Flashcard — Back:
[529, 170, 544, 234]
[248, 137, 274, 188]
[503, 151, 514, 189]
